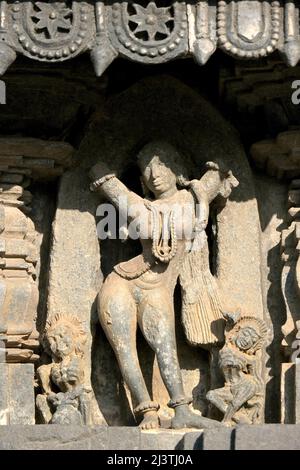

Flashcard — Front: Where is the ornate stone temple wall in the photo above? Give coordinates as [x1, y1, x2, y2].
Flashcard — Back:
[0, 0, 300, 450]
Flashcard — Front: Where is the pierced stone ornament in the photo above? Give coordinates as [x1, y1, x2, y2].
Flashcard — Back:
[0, 1, 298, 77]
[108, 1, 188, 63]
[11, 1, 94, 61]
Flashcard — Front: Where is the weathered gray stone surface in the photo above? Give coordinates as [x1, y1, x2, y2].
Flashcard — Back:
[281, 363, 296, 424]
[0, 364, 35, 425]
[0, 426, 185, 450]
[0, 364, 9, 425]
[202, 428, 233, 450]
[140, 430, 186, 450]
[183, 428, 232, 450]
[47, 166, 106, 425]
[235, 424, 300, 450]
[254, 175, 288, 423]
[107, 427, 140, 450]
[1, 425, 300, 450]
[295, 363, 300, 424]
[0, 425, 108, 450]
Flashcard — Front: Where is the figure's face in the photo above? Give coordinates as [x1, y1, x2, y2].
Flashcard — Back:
[140, 155, 177, 197]
[235, 327, 258, 351]
[47, 325, 75, 359]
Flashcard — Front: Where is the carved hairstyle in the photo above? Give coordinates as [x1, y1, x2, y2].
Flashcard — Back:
[226, 314, 268, 354]
[43, 313, 87, 358]
[137, 140, 190, 187]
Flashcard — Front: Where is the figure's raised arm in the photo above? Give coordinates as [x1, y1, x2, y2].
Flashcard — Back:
[89, 162, 145, 221]
[198, 162, 239, 203]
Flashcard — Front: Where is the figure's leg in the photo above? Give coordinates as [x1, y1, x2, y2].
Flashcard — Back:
[138, 289, 222, 429]
[36, 394, 52, 424]
[99, 274, 159, 429]
[222, 380, 256, 424]
[206, 387, 233, 415]
[209, 346, 224, 390]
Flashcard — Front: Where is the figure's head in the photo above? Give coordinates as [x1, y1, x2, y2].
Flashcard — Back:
[225, 315, 268, 354]
[137, 141, 189, 198]
[235, 326, 260, 351]
[43, 314, 87, 360]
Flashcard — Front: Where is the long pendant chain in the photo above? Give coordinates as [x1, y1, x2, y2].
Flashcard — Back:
[145, 202, 177, 263]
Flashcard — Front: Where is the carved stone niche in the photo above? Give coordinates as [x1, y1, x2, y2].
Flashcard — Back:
[47, 75, 266, 427]
[0, 1, 299, 77]
[251, 129, 300, 423]
[0, 137, 74, 425]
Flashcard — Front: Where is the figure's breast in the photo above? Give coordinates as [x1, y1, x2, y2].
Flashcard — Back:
[51, 363, 73, 391]
[150, 191, 196, 243]
[219, 347, 248, 371]
[51, 364, 66, 389]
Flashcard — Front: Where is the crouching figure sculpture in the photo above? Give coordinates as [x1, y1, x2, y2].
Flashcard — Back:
[36, 314, 92, 424]
[207, 312, 268, 425]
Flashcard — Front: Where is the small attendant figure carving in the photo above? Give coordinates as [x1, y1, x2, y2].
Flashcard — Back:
[89, 140, 238, 429]
[206, 312, 268, 425]
[36, 314, 91, 424]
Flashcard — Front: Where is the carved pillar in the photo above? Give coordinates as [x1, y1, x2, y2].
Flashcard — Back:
[251, 129, 300, 423]
[0, 137, 74, 424]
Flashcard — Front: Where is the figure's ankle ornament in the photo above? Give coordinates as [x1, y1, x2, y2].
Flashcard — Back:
[134, 401, 160, 415]
[167, 396, 193, 409]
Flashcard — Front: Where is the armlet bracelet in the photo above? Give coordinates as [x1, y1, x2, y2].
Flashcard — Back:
[90, 173, 116, 192]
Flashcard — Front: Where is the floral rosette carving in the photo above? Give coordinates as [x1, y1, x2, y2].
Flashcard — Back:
[108, 1, 188, 63]
[10, 1, 94, 61]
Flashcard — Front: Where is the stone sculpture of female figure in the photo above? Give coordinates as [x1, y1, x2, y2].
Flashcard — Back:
[89, 141, 238, 429]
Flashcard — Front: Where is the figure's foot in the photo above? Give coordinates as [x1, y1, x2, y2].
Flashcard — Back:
[139, 410, 159, 430]
[232, 411, 252, 425]
[222, 420, 234, 427]
[171, 404, 223, 429]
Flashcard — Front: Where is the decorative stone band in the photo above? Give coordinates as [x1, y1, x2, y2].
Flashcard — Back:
[0, 1, 299, 77]
[167, 396, 193, 409]
[134, 401, 160, 415]
[90, 174, 116, 192]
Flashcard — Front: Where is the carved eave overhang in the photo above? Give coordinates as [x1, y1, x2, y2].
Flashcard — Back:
[0, 138, 74, 182]
[0, 1, 299, 77]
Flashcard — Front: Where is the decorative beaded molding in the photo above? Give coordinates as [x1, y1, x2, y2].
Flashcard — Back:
[217, 0, 281, 59]
[11, 1, 94, 61]
[0, 1, 298, 76]
[107, 1, 188, 63]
